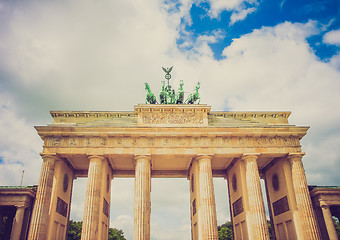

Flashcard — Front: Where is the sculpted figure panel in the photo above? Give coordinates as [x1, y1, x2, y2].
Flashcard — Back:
[45, 136, 301, 149]
[141, 112, 204, 125]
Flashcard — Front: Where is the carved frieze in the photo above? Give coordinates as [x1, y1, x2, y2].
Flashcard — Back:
[44, 136, 301, 149]
[141, 112, 204, 125]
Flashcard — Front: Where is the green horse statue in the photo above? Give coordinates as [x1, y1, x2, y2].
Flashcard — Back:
[159, 81, 167, 104]
[186, 82, 200, 104]
[176, 80, 184, 104]
[145, 83, 157, 104]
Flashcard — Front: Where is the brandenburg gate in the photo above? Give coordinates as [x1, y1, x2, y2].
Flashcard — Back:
[27, 69, 321, 239]
[26, 104, 321, 240]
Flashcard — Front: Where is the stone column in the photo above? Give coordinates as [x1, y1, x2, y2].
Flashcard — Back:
[134, 155, 151, 240]
[289, 153, 321, 239]
[243, 154, 270, 240]
[28, 154, 57, 240]
[10, 206, 26, 240]
[320, 201, 338, 240]
[197, 155, 218, 240]
[81, 155, 104, 240]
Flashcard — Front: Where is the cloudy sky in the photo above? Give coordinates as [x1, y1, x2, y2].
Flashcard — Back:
[0, 0, 340, 239]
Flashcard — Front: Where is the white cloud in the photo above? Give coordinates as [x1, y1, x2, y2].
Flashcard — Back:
[111, 215, 134, 240]
[230, 7, 256, 25]
[209, 0, 259, 23]
[303, 134, 340, 185]
[178, 29, 225, 58]
[323, 29, 340, 46]
[329, 53, 340, 70]
[0, 93, 43, 186]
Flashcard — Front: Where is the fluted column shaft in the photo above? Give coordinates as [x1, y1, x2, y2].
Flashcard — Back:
[197, 155, 218, 240]
[243, 154, 270, 240]
[134, 155, 151, 240]
[10, 206, 26, 240]
[28, 154, 57, 240]
[81, 155, 104, 240]
[289, 153, 321, 239]
[320, 203, 338, 240]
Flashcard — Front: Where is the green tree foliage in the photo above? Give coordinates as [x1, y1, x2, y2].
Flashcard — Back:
[267, 220, 273, 240]
[108, 228, 126, 240]
[67, 220, 126, 240]
[217, 221, 274, 240]
[334, 217, 340, 238]
[0, 216, 7, 240]
[67, 220, 82, 240]
[217, 222, 233, 240]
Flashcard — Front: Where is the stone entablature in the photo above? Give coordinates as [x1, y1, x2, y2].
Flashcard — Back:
[50, 104, 291, 127]
[36, 105, 307, 180]
[0, 186, 36, 208]
[310, 187, 340, 240]
[0, 186, 37, 240]
[41, 134, 302, 150]
[310, 187, 340, 206]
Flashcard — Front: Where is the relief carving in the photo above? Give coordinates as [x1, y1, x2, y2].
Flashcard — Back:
[162, 138, 170, 146]
[253, 137, 261, 146]
[69, 138, 77, 146]
[85, 138, 92, 146]
[147, 138, 154, 146]
[208, 137, 215, 145]
[222, 137, 230, 146]
[116, 137, 123, 145]
[45, 135, 300, 149]
[53, 137, 62, 146]
[142, 112, 204, 125]
[131, 138, 139, 146]
[239, 137, 249, 146]
[267, 137, 276, 146]
[100, 138, 106, 146]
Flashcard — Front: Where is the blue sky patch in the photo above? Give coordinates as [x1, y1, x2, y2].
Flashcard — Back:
[176, 0, 340, 60]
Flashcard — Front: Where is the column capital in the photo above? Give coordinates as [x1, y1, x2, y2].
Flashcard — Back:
[287, 152, 305, 162]
[242, 153, 260, 162]
[320, 200, 330, 209]
[196, 154, 213, 161]
[87, 154, 106, 161]
[134, 155, 151, 166]
[40, 153, 60, 162]
[14, 205, 28, 209]
[134, 154, 151, 160]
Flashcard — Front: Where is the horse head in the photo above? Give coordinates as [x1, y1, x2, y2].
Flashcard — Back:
[145, 82, 150, 91]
